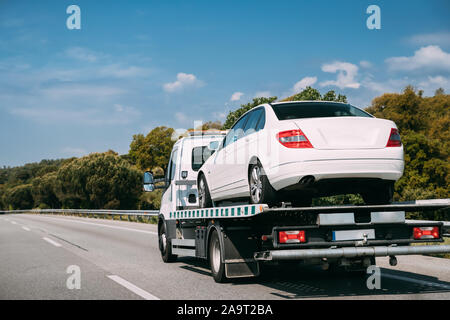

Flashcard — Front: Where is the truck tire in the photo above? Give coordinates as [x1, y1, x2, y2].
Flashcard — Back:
[159, 221, 177, 263]
[198, 174, 213, 208]
[362, 182, 394, 205]
[249, 161, 277, 206]
[209, 230, 226, 283]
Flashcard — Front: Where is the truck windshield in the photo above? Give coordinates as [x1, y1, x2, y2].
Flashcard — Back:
[271, 102, 372, 120]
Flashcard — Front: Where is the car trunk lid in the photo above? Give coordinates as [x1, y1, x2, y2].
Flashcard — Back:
[291, 117, 392, 150]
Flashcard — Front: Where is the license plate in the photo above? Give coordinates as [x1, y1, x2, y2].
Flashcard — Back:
[332, 229, 375, 241]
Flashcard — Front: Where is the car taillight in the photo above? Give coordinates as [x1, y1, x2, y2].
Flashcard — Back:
[279, 230, 306, 243]
[413, 227, 439, 240]
[277, 130, 313, 148]
[386, 128, 402, 147]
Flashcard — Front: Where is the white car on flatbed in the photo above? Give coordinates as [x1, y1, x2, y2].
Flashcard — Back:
[197, 101, 404, 207]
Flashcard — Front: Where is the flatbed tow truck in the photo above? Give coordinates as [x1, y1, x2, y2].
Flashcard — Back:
[143, 132, 450, 282]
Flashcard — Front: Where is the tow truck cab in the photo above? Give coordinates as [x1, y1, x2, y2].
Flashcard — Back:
[144, 131, 226, 213]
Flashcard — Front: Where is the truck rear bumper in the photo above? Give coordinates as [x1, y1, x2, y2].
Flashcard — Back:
[254, 245, 450, 261]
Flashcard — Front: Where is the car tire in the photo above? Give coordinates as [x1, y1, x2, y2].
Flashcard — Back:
[209, 230, 227, 283]
[248, 161, 277, 206]
[159, 221, 177, 263]
[362, 182, 394, 205]
[198, 174, 213, 208]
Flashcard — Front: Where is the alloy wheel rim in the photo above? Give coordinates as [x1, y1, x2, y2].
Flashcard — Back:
[199, 179, 205, 207]
[250, 166, 263, 203]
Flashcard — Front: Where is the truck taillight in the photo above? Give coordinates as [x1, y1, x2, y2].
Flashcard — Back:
[279, 230, 306, 244]
[277, 130, 313, 148]
[386, 128, 402, 147]
[413, 227, 439, 240]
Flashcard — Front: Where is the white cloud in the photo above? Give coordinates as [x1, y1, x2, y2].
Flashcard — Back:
[320, 61, 360, 89]
[359, 60, 373, 68]
[385, 45, 450, 72]
[98, 64, 152, 78]
[163, 72, 204, 93]
[292, 76, 317, 93]
[230, 92, 244, 101]
[254, 91, 272, 98]
[65, 47, 101, 62]
[175, 112, 189, 124]
[418, 76, 450, 93]
[408, 32, 450, 47]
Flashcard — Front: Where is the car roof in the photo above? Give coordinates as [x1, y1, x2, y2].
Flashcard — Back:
[271, 100, 348, 106]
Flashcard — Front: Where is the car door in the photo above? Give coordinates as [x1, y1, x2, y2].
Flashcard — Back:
[227, 108, 265, 196]
[208, 114, 250, 198]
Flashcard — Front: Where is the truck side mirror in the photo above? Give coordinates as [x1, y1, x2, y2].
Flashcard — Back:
[143, 171, 155, 192]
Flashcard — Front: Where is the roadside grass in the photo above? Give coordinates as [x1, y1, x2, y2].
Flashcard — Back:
[412, 237, 450, 259]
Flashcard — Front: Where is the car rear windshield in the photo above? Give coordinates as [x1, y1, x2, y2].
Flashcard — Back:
[271, 102, 373, 120]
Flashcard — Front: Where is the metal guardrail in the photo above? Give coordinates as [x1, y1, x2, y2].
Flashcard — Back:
[0, 209, 159, 223]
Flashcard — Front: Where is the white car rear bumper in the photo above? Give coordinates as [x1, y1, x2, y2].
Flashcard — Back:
[266, 158, 404, 191]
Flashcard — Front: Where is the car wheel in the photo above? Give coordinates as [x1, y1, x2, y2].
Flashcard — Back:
[249, 161, 277, 206]
[209, 230, 226, 283]
[362, 182, 394, 205]
[159, 221, 177, 263]
[198, 174, 213, 208]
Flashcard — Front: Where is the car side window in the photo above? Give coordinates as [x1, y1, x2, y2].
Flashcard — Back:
[244, 108, 263, 136]
[223, 114, 250, 148]
[255, 108, 266, 131]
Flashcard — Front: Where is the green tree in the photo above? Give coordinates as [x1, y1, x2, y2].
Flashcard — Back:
[4, 184, 34, 210]
[366, 86, 449, 208]
[31, 172, 60, 209]
[55, 151, 142, 209]
[282, 87, 347, 103]
[129, 126, 175, 171]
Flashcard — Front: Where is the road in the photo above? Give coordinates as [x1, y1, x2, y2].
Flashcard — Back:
[1, 213, 450, 300]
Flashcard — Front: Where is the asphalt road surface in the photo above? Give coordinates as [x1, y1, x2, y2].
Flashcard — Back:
[1, 213, 449, 300]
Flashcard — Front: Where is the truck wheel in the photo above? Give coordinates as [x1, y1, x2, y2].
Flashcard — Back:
[362, 182, 394, 205]
[159, 222, 177, 263]
[198, 174, 213, 208]
[249, 162, 276, 206]
[209, 230, 226, 283]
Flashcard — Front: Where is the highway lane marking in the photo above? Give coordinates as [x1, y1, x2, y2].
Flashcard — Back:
[42, 237, 62, 247]
[27, 215, 158, 235]
[22, 226, 31, 231]
[11, 221, 17, 225]
[382, 273, 450, 290]
[107, 275, 160, 300]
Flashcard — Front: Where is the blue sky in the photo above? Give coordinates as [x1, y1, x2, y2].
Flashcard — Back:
[1, 0, 449, 166]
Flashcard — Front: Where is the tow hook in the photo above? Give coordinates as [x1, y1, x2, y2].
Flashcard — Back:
[356, 233, 369, 247]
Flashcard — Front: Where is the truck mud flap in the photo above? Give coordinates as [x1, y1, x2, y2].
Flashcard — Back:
[225, 260, 260, 279]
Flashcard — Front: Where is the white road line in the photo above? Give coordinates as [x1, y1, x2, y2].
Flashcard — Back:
[11, 221, 17, 225]
[42, 237, 62, 247]
[107, 275, 160, 300]
[27, 215, 157, 235]
[22, 226, 31, 231]
[382, 273, 450, 290]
